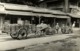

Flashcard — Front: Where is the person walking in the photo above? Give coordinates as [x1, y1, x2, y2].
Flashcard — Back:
[55, 23, 59, 34]
[17, 18, 24, 26]
[72, 21, 76, 28]
[61, 24, 66, 34]
[72, 21, 76, 33]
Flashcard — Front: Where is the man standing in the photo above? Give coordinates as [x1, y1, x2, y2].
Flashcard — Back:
[17, 18, 23, 25]
[72, 21, 76, 28]
[72, 21, 76, 33]
[55, 23, 59, 34]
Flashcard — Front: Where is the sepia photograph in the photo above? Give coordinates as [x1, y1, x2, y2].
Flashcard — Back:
[0, 0, 80, 51]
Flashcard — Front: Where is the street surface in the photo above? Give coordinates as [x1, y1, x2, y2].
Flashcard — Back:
[0, 28, 79, 51]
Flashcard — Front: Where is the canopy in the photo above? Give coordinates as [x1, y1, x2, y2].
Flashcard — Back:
[69, 13, 80, 18]
[56, 16, 70, 18]
[6, 10, 55, 17]
[0, 11, 7, 14]
[3, 3, 66, 15]
[36, 14, 55, 17]
[0, 10, 68, 19]
[6, 11, 37, 16]
[6, 10, 68, 18]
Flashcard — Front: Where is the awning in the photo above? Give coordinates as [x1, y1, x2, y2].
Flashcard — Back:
[37, 13, 69, 18]
[36, 14, 55, 17]
[6, 10, 55, 17]
[49, 10, 66, 15]
[0, 9, 69, 18]
[56, 16, 70, 18]
[0, 11, 7, 14]
[0, 8, 7, 14]
[6, 11, 37, 16]
[2, 3, 66, 15]
[69, 13, 80, 18]
[5, 10, 69, 18]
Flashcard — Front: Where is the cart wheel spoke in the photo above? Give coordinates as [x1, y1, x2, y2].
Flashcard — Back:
[10, 32, 18, 39]
[17, 28, 28, 39]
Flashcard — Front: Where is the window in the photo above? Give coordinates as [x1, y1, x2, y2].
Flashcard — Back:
[10, 17, 17, 24]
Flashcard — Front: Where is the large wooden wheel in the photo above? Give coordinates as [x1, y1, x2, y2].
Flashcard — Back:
[17, 28, 28, 39]
[61, 29, 66, 34]
[45, 28, 55, 35]
[10, 32, 18, 39]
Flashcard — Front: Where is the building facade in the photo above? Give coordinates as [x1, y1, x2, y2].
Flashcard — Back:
[0, 0, 79, 33]
[39, 0, 80, 27]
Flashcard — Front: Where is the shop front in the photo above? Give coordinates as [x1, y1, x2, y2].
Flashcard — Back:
[0, 2, 70, 34]
[69, 14, 80, 28]
[54, 15, 70, 27]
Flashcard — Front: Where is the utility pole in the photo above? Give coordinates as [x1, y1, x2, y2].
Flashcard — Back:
[39, 16, 41, 24]
[64, 0, 69, 13]
[64, 0, 71, 26]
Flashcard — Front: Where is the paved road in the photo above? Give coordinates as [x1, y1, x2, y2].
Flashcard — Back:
[0, 28, 79, 51]
[0, 33, 77, 51]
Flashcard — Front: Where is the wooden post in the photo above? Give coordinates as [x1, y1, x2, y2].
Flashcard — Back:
[0, 16, 4, 33]
[63, 0, 69, 13]
[64, 0, 71, 26]
[67, 17, 71, 26]
[79, 19, 80, 28]
[77, 19, 80, 28]
[39, 16, 41, 24]
[32, 17, 34, 24]
[31, 17, 32, 24]
[54, 18, 56, 27]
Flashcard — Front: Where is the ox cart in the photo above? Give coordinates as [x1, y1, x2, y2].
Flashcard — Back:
[61, 25, 73, 34]
[3, 24, 73, 39]
[9, 24, 55, 39]
[10, 24, 29, 39]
